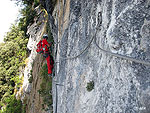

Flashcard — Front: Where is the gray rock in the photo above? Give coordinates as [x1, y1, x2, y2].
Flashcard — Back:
[21, 6, 46, 100]
[46, 0, 150, 113]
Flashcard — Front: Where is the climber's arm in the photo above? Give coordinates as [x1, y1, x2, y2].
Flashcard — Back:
[47, 42, 53, 47]
[44, 40, 52, 47]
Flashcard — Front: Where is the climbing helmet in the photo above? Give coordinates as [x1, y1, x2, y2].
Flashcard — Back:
[43, 34, 48, 39]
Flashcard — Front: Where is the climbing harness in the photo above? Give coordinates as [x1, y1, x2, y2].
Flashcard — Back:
[36, 40, 48, 56]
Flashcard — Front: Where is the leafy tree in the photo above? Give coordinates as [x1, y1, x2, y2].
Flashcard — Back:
[0, 0, 45, 111]
[0, 25, 28, 110]
[0, 0, 35, 110]
[19, 5, 37, 33]
[1, 95, 22, 113]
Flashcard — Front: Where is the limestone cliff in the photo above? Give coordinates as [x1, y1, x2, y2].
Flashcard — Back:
[43, 0, 150, 113]
[19, 6, 51, 113]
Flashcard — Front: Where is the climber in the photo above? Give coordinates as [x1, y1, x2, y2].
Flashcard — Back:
[37, 34, 54, 77]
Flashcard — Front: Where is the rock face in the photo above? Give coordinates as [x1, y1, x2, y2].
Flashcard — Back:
[20, 6, 47, 111]
[25, 54, 46, 113]
[22, 6, 46, 94]
[44, 0, 150, 113]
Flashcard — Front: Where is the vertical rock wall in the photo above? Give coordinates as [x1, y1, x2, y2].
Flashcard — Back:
[46, 0, 150, 113]
[20, 6, 48, 113]
[21, 6, 46, 97]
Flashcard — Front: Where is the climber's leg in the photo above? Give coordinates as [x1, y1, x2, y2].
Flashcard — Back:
[46, 55, 52, 74]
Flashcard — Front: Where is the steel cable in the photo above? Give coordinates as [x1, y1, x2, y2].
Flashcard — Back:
[58, 36, 94, 60]
[53, 13, 150, 113]
[57, 28, 96, 60]
[94, 30, 150, 66]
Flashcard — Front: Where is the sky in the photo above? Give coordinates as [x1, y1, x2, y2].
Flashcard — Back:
[0, 0, 20, 43]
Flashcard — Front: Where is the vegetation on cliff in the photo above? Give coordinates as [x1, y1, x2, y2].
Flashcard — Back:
[0, 0, 39, 112]
[0, 0, 56, 112]
[39, 64, 53, 112]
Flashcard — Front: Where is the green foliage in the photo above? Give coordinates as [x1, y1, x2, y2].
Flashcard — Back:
[34, 0, 40, 7]
[22, 103, 27, 113]
[19, 5, 37, 34]
[52, 0, 57, 6]
[46, 21, 54, 55]
[40, 64, 48, 79]
[38, 64, 53, 111]
[0, 24, 29, 106]
[0, 95, 22, 113]
[22, 98, 27, 113]
[0, 0, 37, 111]
[28, 70, 33, 83]
[12, 0, 37, 35]
[15, 0, 39, 8]
[19, 0, 34, 6]
[0, 0, 53, 111]
[46, 22, 54, 43]
[86, 81, 94, 92]
[28, 76, 33, 83]
[11, 76, 22, 90]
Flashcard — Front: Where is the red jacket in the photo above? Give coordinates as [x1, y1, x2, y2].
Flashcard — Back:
[42, 39, 49, 52]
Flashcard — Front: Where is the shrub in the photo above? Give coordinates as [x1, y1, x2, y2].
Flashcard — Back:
[34, 0, 40, 7]
[86, 81, 94, 92]
[38, 64, 53, 112]
[28, 75, 33, 83]
[22, 103, 27, 113]
[22, 98, 27, 113]
[28, 70, 33, 83]
[19, 5, 37, 34]
[0, 0, 40, 111]
[40, 64, 48, 79]
[1, 95, 22, 113]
